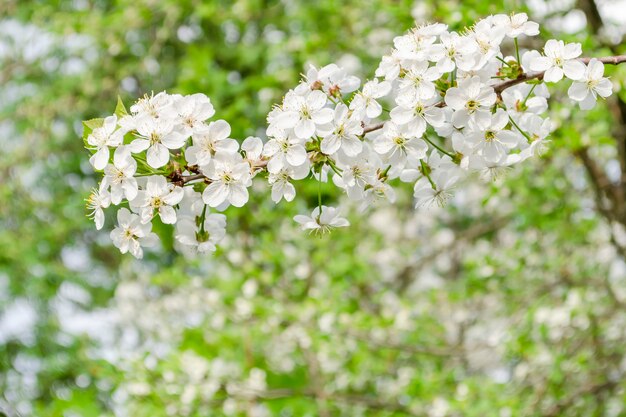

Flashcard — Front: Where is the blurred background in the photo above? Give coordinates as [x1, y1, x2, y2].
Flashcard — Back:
[2, 0, 626, 416]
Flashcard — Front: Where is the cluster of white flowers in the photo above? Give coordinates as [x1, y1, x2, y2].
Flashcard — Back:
[84, 13, 618, 258]
[84, 92, 264, 258]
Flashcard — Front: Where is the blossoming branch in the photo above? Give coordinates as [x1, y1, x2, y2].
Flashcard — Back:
[82, 13, 626, 258]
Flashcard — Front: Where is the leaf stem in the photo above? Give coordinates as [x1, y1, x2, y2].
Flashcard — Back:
[508, 115, 531, 141]
[423, 136, 454, 158]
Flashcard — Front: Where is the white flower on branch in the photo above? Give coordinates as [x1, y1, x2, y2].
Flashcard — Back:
[530, 39, 586, 83]
[349, 79, 391, 119]
[132, 175, 184, 225]
[241, 136, 264, 162]
[87, 115, 122, 170]
[270, 89, 334, 140]
[294, 206, 349, 234]
[334, 144, 381, 200]
[567, 58, 613, 110]
[464, 109, 523, 163]
[268, 162, 310, 203]
[393, 23, 447, 61]
[86, 182, 111, 230]
[172, 93, 215, 135]
[129, 117, 187, 168]
[130, 91, 173, 120]
[373, 122, 428, 168]
[493, 12, 539, 39]
[110, 208, 158, 259]
[103, 147, 138, 205]
[444, 76, 497, 128]
[302, 63, 361, 96]
[262, 131, 308, 174]
[175, 211, 227, 255]
[390, 95, 445, 137]
[201, 153, 252, 209]
[413, 170, 459, 208]
[186, 120, 238, 166]
[319, 103, 364, 157]
[397, 60, 441, 101]
[428, 31, 477, 73]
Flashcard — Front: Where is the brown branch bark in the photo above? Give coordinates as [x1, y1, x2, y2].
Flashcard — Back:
[181, 173, 206, 184]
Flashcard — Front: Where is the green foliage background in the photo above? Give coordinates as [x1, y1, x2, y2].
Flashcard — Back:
[2, 0, 626, 416]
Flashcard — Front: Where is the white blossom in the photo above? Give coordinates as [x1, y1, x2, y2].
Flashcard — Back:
[303, 63, 361, 96]
[493, 13, 539, 38]
[201, 153, 252, 208]
[373, 122, 428, 167]
[413, 170, 459, 208]
[390, 95, 445, 136]
[262, 132, 307, 174]
[530, 40, 586, 82]
[83, 15, 620, 256]
[186, 120, 238, 166]
[86, 182, 111, 230]
[293, 206, 349, 233]
[567, 58, 613, 110]
[130, 91, 174, 120]
[319, 103, 364, 157]
[173, 93, 215, 135]
[175, 212, 227, 254]
[103, 147, 138, 205]
[130, 117, 187, 168]
[397, 60, 441, 101]
[132, 176, 184, 224]
[268, 163, 310, 203]
[444, 76, 496, 128]
[87, 115, 122, 170]
[271, 90, 334, 140]
[349, 79, 391, 119]
[463, 109, 522, 163]
[110, 208, 158, 258]
[428, 31, 477, 72]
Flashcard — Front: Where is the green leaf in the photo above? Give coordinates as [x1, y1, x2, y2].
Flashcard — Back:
[114, 95, 128, 118]
[82, 118, 104, 149]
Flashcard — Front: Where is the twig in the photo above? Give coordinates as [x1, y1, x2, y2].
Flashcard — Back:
[493, 56, 626, 95]
[181, 173, 206, 184]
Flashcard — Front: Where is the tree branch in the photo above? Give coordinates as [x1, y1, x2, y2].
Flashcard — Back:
[180, 173, 206, 184]
[493, 56, 626, 94]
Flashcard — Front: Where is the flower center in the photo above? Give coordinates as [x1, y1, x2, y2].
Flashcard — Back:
[484, 130, 496, 142]
[150, 132, 161, 145]
[466, 100, 479, 112]
[222, 173, 234, 183]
